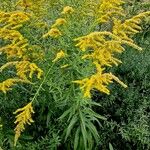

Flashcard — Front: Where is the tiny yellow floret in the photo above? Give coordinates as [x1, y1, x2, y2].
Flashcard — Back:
[52, 50, 67, 62]
[51, 18, 67, 28]
[43, 28, 62, 38]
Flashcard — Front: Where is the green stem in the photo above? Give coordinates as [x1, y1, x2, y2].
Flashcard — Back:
[88, 20, 98, 32]
[31, 63, 54, 103]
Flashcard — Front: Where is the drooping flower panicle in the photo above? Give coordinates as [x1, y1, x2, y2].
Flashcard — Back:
[13, 102, 34, 146]
[0, 61, 43, 81]
[0, 78, 31, 93]
[97, 0, 125, 23]
[113, 11, 150, 41]
[73, 62, 127, 98]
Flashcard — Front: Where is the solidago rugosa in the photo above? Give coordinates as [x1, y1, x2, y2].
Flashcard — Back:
[43, 2, 149, 149]
[0, 9, 43, 146]
[0, 10, 43, 92]
[12, 61, 55, 146]
[0, 0, 149, 148]
[73, 1, 150, 98]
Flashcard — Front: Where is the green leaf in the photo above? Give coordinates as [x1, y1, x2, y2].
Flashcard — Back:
[86, 108, 107, 120]
[90, 101, 102, 107]
[90, 116, 102, 127]
[68, 106, 77, 122]
[109, 143, 114, 150]
[85, 120, 99, 144]
[59, 108, 71, 120]
[79, 110, 88, 150]
[65, 115, 78, 141]
[74, 127, 80, 150]
[87, 131, 94, 150]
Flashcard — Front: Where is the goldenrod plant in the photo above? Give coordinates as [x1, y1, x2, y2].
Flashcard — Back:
[0, 0, 150, 149]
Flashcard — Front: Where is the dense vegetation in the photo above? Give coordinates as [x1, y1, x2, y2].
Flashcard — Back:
[0, 0, 150, 150]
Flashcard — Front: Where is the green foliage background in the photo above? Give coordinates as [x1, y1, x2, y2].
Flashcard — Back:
[0, 0, 150, 150]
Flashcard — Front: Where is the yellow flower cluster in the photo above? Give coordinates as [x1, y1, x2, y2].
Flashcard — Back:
[113, 11, 150, 42]
[0, 78, 31, 93]
[43, 6, 74, 66]
[74, 31, 142, 66]
[51, 18, 67, 28]
[16, 0, 46, 17]
[0, 11, 30, 29]
[43, 6, 74, 38]
[61, 6, 74, 15]
[83, 0, 125, 23]
[0, 11, 43, 93]
[0, 61, 43, 80]
[73, 69, 127, 98]
[0, 11, 29, 59]
[43, 28, 62, 38]
[97, 0, 125, 23]
[73, 10, 150, 98]
[13, 102, 34, 146]
[0, 37, 28, 59]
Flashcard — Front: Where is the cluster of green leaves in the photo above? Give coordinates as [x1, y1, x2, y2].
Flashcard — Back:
[0, 0, 150, 150]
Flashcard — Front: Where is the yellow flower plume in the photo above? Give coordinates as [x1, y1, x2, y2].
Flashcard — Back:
[113, 11, 150, 41]
[13, 102, 34, 146]
[0, 11, 30, 29]
[0, 28, 23, 42]
[0, 78, 31, 93]
[16, 61, 43, 80]
[97, 0, 125, 23]
[73, 68, 127, 98]
[0, 61, 43, 80]
[0, 38, 28, 59]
